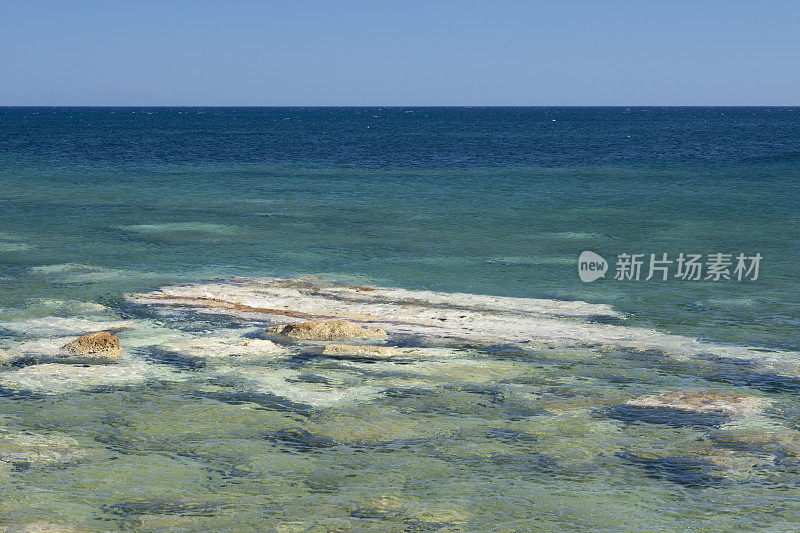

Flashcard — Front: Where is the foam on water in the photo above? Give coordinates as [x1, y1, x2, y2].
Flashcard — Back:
[0, 317, 136, 338]
[22, 299, 110, 316]
[0, 359, 184, 394]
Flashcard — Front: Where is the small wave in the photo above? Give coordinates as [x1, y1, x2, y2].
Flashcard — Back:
[29, 263, 129, 283]
[704, 297, 758, 309]
[0, 242, 31, 252]
[0, 230, 32, 251]
[116, 222, 240, 239]
[537, 232, 604, 240]
[484, 256, 574, 266]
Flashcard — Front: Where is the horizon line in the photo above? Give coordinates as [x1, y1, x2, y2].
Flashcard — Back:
[1, 104, 798, 109]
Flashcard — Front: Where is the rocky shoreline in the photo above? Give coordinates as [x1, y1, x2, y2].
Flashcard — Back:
[1, 276, 799, 530]
[2, 275, 795, 400]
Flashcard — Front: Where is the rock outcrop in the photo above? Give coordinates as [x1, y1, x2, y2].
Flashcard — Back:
[60, 331, 124, 361]
[128, 277, 799, 374]
[157, 337, 285, 358]
[321, 344, 402, 359]
[268, 320, 386, 340]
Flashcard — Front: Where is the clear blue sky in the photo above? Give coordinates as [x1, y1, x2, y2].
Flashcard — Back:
[2, 1, 798, 105]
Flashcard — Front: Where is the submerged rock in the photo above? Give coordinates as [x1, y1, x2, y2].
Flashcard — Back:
[601, 391, 770, 428]
[602, 404, 731, 428]
[616, 451, 725, 487]
[0, 429, 88, 470]
[346, 496, 468, 530]
[626, 391, 769, 418]
[0, 522, 80, 533]
[321, 344, 403, 359]
[267, 427, 337, 451]
[696, 446, 777, 480]
[220, 366, 384, 408]
[103, 498, 223, 517]
[268, 320, 386, 340]
[60, 331, 124, 361]
[0, 360, 181, 394]
[709, 427, 800, 459]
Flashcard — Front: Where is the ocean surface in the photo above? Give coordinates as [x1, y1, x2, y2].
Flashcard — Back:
[0, 107, 799, 531]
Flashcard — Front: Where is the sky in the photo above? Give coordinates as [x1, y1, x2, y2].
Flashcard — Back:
[1, 1, 798, 106]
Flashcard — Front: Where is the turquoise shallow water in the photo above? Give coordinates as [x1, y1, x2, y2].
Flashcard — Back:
[1, 107, 800, 530]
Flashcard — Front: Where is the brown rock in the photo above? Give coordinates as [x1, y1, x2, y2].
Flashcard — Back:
[267, 320, 386, 340]
[322, 344, 402, 359]
[626, 391, 769, 418]
[60, 331, 123, 361]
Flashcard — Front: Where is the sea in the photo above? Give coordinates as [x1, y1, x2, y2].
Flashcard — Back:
[0, 107, 799, 531]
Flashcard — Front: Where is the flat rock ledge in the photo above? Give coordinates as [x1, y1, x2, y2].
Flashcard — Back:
[157, 337, 285, 358]
[268, 320, 386, 341]
[322, 344, 403, 360]
[626, 391, 769, 418]
[60, 331, 124, 361]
